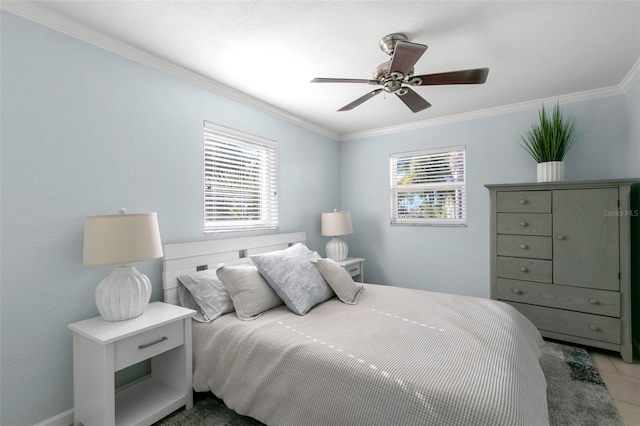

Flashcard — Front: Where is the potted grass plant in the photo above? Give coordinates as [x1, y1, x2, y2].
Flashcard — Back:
[520, 102, 583, 182]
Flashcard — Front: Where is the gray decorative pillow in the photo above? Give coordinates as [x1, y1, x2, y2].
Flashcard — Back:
[251, 243, 334, 315]
[315, 258, 365, 304]
[216, 264, 283, 321]
[177, 270, 234, 322]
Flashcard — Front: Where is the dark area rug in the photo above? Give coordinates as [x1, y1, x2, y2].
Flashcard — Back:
[541, 341, 623, 426]
[155, 341, 622, 426]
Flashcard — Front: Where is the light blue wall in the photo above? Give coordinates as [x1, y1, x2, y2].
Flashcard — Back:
[340, 95, 637, 297]
[0, 11, 340, 425]
[626, 80, 640, 173]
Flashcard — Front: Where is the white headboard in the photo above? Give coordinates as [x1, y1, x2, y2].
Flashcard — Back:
[162, 232, 306, 305]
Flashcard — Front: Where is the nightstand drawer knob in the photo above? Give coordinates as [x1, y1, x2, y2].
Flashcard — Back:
[589, 299, 598, 305]
[138, 336, 168, 350]
[520, 222, 528, 227]
[513, 289, 522, 295]
[589, 324, 599, 331]
[557, 234, 566, 240]
[520, 244, 527, 249]
[520, 267, 528, 273]
[519, 199, 527, 205]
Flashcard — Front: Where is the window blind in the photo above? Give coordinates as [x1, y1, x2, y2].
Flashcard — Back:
[204, 121, 278, 233]
[390, 145, 466, 226]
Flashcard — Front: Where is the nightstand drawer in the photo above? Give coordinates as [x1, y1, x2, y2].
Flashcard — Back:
[497, 235, 552, 259]
[506, 302, 621, 344]
[497, 191, 551, 213]
[115, 320, 183, 371]
[497, 256, 552, 283]
[497, 213, 552, 236]
[344, 263, 361, 278]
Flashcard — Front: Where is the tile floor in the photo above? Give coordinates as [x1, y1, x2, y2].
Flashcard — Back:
[588, 348, 640, 426]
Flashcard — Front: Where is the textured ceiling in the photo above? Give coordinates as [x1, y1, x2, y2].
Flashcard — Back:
[5, 1, 640, 138]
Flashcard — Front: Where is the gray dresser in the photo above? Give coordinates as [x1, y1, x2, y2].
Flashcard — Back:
[486, 179, 637, 363]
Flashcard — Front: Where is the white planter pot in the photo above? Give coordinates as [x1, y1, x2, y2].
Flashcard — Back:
[537, 161, 564, 182]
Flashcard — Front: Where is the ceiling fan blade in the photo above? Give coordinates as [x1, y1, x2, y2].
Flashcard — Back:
[396, 88, 431, 113]
[312, 78, 379, 85]
[389, 41, 428, 77]
[413, 68, 489, 85]
[338, 89, 383, 111]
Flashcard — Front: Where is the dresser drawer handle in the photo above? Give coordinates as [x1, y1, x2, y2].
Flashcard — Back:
[520, 244, 528, 249]
[589, 325, 599, 331]
[589, 299, 599, 305]
[513, 289, 522, 295]
[519, 199, 527, 205]
[557, 234, 566, 240]
[520, 267, 528, 273]
[138, 336, 168, 350]
[519, 222, 528, 227]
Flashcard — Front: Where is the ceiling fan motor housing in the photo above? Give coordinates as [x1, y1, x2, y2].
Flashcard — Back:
[374, 61, 421, 93]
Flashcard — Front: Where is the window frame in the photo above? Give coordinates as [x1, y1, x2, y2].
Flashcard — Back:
[389, 145, 467, 227]
[203, 121, 278, 234]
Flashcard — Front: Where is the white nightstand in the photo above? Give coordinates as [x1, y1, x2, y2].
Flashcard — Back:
[335, 258, 365, 282]
[68, 302, 196, 426]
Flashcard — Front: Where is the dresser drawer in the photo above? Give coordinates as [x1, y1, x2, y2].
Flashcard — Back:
[114, 320, 184, 371]
[497, 256, 552, 283]
[506, 302, 621, 344]
[497, 235, 552, 259]
[497, 213, 552, 236]
[497, 191, 551, 213]
[496, 279, 620, 317]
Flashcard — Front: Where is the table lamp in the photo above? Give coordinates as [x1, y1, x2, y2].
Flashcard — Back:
[321, 210, 353, 261]
[83, 210, 163, 321]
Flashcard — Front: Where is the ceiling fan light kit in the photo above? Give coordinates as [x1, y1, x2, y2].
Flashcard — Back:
[312, 33, 489, 113]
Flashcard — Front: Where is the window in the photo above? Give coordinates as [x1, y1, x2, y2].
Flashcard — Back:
[390, 145, 466, 226]
[204, 121, 278, 233]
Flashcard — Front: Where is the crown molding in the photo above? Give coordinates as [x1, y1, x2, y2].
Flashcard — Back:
[619, 57, 640, 93]
[340, 84, 626, 141]
[0, 2, 340, 141]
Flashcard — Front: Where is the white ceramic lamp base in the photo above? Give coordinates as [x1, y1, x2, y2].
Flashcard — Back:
[95, 265, 152, 321]
[326, 236, 349, 261]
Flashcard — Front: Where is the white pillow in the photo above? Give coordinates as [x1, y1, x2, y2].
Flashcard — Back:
[177, 270, 234, 322]
[251, 243, 334, 315]
[216, 264, 283, 320]
[315, 258, 364, 304]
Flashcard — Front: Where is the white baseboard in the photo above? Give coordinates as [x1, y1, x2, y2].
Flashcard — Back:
[33, 409, 73, 426]
[34, 375, 155, 426]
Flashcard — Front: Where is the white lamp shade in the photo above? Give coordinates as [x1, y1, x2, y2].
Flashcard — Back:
[83, 213, 163, 266]
[321, 211, 353, 236]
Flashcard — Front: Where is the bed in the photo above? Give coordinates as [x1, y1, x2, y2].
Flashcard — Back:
[163, 232, 549, 426]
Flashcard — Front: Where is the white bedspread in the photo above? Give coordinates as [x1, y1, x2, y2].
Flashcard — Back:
[192, 284, 548, 426]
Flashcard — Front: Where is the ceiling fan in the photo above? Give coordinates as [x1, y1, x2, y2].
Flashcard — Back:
[311, 33, 489, 113]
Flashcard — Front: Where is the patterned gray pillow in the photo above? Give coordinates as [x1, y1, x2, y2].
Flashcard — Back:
[216, 264, 283, 320]
[315, 258, 364, 305]
[177, 270, 235, 322]
[251, 243, 334, 315]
